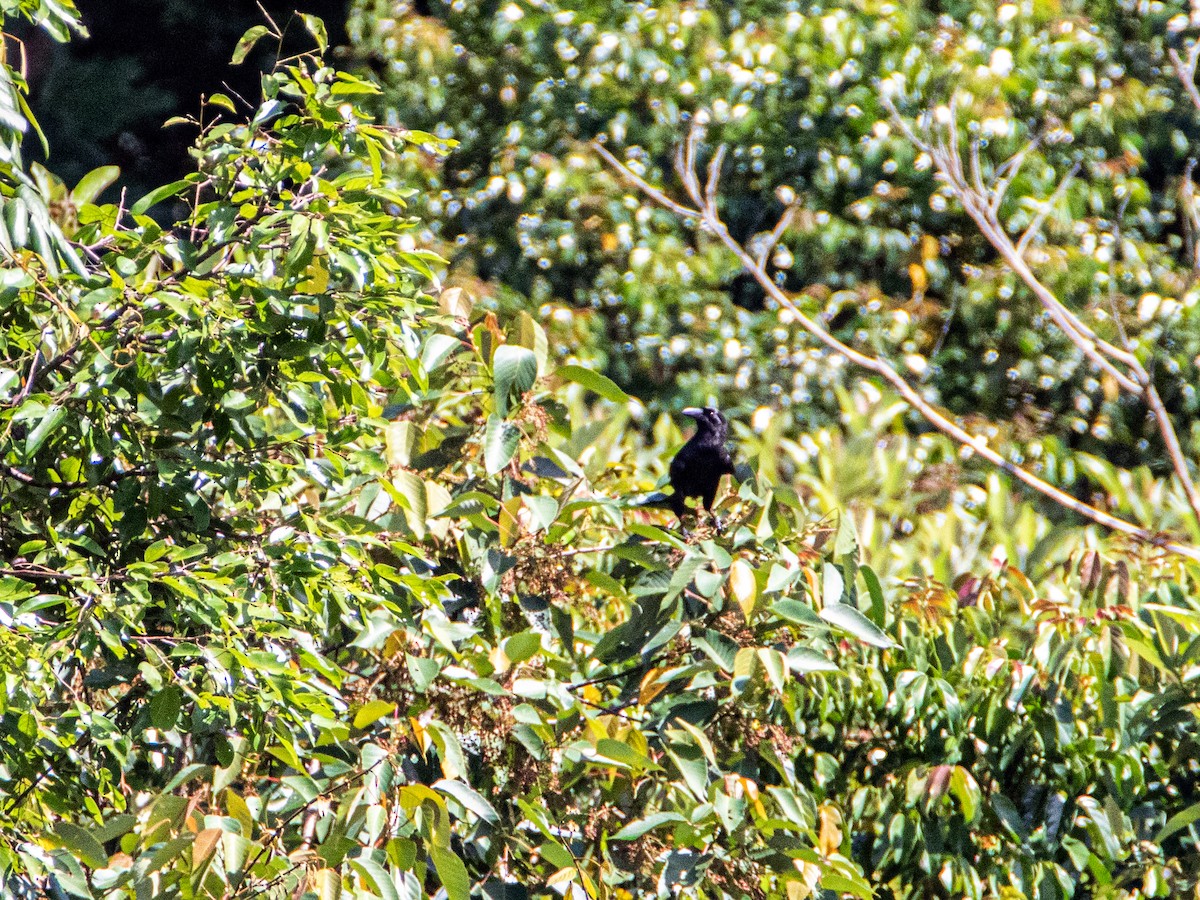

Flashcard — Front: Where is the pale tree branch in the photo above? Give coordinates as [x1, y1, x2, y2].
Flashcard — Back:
[755, 206, 798, 271]
[885, 96, 1200, 530]
[593, 128, 1200, 563]
[1170, 41, 1200, 117]
[888, 96, 1140, 381]
[1015, 161, 1080, 258]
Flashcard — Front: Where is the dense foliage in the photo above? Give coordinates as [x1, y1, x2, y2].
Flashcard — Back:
[348, 0, 1200, 473]
[2, 2, 1200, 900]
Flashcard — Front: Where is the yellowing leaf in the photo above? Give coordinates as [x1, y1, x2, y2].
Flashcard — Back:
[192, 827, 222, 868]
[639, 668, 669, 706]
[313, 868, 342, 900]
[729, 558, 758, 619]
[908, 262, 927, 294]
[817, 803, 843, 858]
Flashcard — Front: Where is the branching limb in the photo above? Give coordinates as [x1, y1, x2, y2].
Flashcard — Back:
[885, 95, 1200, 530]
[1170, 40, 1200, 116]
[755, 206, 797, 272]
[1015, 161, 1080, 258]
[594, 128, 1200, 563]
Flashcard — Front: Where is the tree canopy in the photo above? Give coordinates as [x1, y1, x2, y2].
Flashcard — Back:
[2, 2, 1200, 899]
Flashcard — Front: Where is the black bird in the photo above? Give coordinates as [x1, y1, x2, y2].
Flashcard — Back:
[668, 406, 735, 521]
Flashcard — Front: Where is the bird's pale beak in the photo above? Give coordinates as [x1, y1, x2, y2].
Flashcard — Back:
[681, 407, 703, 419]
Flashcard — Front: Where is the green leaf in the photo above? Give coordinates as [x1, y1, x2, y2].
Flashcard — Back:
[595, 738, 658, 772]
[822, 562, 843, 605]
[149, 685, 183, 730]
[611, 811, 686, 841]
[732, 646, 760, 696]
[484, 415, 520, 475]
[819, 602, 897, 649]
[949, 766, 981, 823]
[493, 344, 538, 417]
[821, 873, 873, 900]
[349, 858, 401, 900]
[992, 794, 1029, 842]
[71, 165, 120, 205]
[757, 647, 787, 693]
[231, 25, 271, 64]
[430, 845, 471, 900]
[786, 646, 839, 674]
[555, 364, 630, 404]
[132, 178, 192, 215]
[24, 404, 66, 458]
[300, 14, 328, 52]
[353, 700, 397, 730]
[860, 564, 886, 627]
[54, 822, 107, 868]
[772, 599, 824, 628]
[206, 93, 236, 113]
[504, 631, 542, 664]
[1157, 800, 1200, 843]
[314, 869, 341, 900]
[435, 779, 500, 825]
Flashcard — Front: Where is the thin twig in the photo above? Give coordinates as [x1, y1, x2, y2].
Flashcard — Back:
[1170, 42, 1200, 117]
[755, 206, 797, 272]
[594, 144, 700, 221]
[1015, 161, 1080, 257]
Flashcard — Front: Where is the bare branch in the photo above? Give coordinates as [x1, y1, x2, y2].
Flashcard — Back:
[1181, 159, 1200, 283]
[591, 142, 701, 221]
[880, 97, 1200, 527]
[902, 108, 1144, 393]
[756, 206, 797, 272]
[1171, 41, 1200, 117]
[1015, 161, 1080, 257]
[596, 135, 1200, 562]
[705, 144, 726, 212]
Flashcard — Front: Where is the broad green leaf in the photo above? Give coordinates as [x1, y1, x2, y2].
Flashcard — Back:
[555, 364, 629, 404]
[314, 869, 342, 900]
[430, 845, 471, 900]
[732, 646, 760, 696]
[503, 631, 542, 664]
[131, 178, 192, 215]
[149, 685, 183, 730]
[231, 25, 270, 64]
[24, 404, 66, 458]
[595, 738, 658, 772]
[757, 647, 787, 693]
[819, 603, 897, 649]
[493, 344, 538, 417]
[611, 812, 686, 841]
[54, 823, 107, 868]
[353, 700, 397, 729]
[728, 558, 757, 619]
[71, 165, 119, 205]
[1156, 800, 1200, 843]
[950, 766, 981, 823]
[349, 858, 401, 900]
[787, 646, 839, 674]
[435, 779, 500, 825]
[821, 562, 843, 606]
[300, 14, 328, 52]
[859, 564, 886, 627]
[208, 93, 237, 115]
[484, 415, 520, 474]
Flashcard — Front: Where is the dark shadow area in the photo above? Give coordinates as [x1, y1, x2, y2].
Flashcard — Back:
[15, 0, 351, 202]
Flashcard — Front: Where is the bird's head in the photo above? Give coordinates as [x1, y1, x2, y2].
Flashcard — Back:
[682, 406, 728, 438]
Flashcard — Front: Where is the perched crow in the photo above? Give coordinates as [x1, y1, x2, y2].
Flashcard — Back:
[668, 406, 735, 521]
